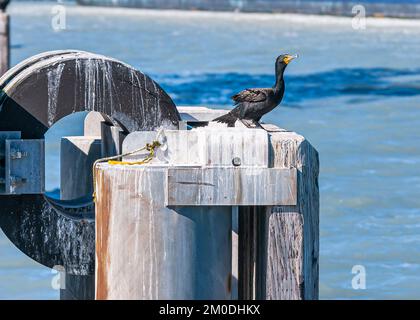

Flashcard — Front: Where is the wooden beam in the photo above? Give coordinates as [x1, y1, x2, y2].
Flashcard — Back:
[60, 274, 95, 300]
[94, 125, 318, 300]
[59, 136, 101, 300]
[239, 128, 319, 300]
[231, 206, 239, 299]
[100, 122, 126, 158]
[122, 128, 269, 167]
[60, 136, 101, 200]
[0, 12, 9, 77]
[177, 106, 228, 122]
[167, 167, 297, 206]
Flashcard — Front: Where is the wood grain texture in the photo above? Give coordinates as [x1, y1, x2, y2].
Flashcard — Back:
[177, 106, 228, 122]
[167, 167, 297, 206]
[94, 119, 318, 300]
[122, 128, 268, 167]
[60, 136, 101, 200]
[264, 128, 319, 300]
[0, 13, 9, 77]
[95, 165, 232, 300]
[100, 122, 126, 158]
[238, 206, 259, 300]
[60, 274, 95, 300]
[231, 206, 238, 300]
[240, 127, 319, 300]
[265, 210, 303, 299]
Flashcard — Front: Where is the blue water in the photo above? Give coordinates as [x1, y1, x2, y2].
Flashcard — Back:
[1, 2, 420, 299]
[295, 0, 420, 2]
[157, 68, 420, 106]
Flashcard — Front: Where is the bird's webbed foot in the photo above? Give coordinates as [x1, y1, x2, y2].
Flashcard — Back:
[240, 119, 263, 129]
[253, 120, 264, 129]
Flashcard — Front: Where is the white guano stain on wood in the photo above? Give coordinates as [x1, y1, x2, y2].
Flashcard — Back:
[95, 165, 232, 299]
[95, 117, 318, 300]
[122, 128, 269, 167]
[46, 62, 65, 126]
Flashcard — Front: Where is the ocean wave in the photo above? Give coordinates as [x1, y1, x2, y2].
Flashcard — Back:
[154, 67, 420, 107]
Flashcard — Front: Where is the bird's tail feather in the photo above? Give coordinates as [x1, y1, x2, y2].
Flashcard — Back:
[213, 113, 237, 127]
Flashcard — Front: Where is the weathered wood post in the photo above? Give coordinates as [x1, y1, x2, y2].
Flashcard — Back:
[100, 122, 126, 158]
[0, 1, 10, 77]
[94, 128, 267, 299]
[0, 46, 319, 299]
[94, 112, 318, 300]
[266, 127, 319, 300]
[59, 136, 101, 300]
[95, 166, 233, 300]
[172, 107, 320, 300]
[60, 136, 101, 200]
[239, 125, 319, 300]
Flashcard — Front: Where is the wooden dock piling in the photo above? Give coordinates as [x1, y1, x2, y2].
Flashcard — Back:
[94, 111, 319, 300]
[95, 165, 233, 300]
[0, 10, 9, 77]
[60, 136, 101, 200]
[0, 48, 319, 300]
[59, 135, 101, 300]
[239, 126, 319, 300]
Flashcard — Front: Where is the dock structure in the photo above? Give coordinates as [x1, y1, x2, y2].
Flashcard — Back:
[95, 109, 319, 300]
[0, 0, 9, 77]
[0, 50, 318, 300]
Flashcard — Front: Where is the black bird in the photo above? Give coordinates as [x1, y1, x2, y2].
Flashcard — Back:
[213, 54, 297, 127]
[0, 0, 10, 12]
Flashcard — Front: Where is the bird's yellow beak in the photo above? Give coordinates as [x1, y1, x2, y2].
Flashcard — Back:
[283, 54, 298, 64]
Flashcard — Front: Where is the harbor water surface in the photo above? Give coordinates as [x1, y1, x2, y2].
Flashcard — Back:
[1, 2, 420, 299]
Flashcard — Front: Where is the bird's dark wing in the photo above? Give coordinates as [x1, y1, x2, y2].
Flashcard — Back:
[232, 88, 268, 104]
[0, 0, 9, 10]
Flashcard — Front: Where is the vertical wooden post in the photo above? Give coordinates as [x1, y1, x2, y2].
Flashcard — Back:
[100, 122, 126, 158]
[84, 111, 106, 136]
[239, 126, 319, 300]
[238, 206, 267, 299]
[59, 136, 101, 300]
[60, 275, 95, 300]
[0, 10, 9, 77]
[94, 123, 316, 300]
[231, 206, 239, 300]
[95, 165, 233, 300]
[265, 129, 319, 300]
[60, 136, 101, 200]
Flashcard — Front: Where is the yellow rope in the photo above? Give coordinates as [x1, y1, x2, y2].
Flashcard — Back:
[92, 140, 161, 202]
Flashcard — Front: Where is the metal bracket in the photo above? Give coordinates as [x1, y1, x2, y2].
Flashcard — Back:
[10, 149, 28, 160]
[0, 131, 21, 194]
[0, 132, 45, 195]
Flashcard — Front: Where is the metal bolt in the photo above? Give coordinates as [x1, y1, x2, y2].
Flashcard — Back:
[10, 149, 28, 160]
[232, 157, 241, 167]
[10, 176, 27, 186]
